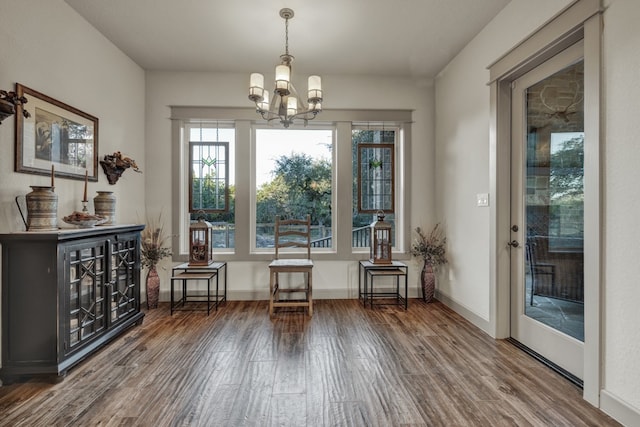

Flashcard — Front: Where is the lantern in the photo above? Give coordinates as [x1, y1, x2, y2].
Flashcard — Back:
[189, 216, 213, 266]
[370, 211, 392, 264]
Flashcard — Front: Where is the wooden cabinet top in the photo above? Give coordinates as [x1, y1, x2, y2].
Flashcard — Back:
[0, 224, 145, 243]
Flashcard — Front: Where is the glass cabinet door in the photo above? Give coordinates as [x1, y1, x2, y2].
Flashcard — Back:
[109, 233, 140, 324]
[67, 241, 108, 351]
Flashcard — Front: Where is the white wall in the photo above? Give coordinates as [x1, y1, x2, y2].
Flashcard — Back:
[0, 0, 146, 232]
[435, 0, 640, 419]
[145, 71, 435, 299]
[601, 0, 640, 416]
[434, 0, 573, 327]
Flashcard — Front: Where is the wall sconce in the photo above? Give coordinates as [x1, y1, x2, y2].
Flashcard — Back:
[0, 89, 30, 125]
[99, 151, 142, 184]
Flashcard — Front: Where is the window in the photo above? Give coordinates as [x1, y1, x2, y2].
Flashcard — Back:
[254, 128, 333, 250]
[186, 123, 235, 249]
[171, 107, 410, 261]
[352, 127, 398, 248]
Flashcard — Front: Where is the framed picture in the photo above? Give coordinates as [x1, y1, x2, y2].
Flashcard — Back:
[357, 143, 395, 213]
[15, 83, 99, 182]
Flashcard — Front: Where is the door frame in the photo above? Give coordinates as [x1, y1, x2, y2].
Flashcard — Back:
[487, 0, 602, 405]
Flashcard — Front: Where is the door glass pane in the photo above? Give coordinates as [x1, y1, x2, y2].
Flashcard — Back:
[524, 60, 584, 341]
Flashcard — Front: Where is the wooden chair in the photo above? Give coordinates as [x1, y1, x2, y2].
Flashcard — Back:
[268, 215, 313, 316]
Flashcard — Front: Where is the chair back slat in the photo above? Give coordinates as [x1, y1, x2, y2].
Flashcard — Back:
[278, 230, 308, 238]
[275, 215, 311, 259]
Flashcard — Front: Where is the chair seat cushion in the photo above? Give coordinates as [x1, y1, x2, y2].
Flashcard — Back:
[269, 259, 314, 268]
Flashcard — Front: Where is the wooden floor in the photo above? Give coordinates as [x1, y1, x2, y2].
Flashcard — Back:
[0, 299, 619, 426]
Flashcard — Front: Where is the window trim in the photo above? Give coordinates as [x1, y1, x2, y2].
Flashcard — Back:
[177, 121, 236, 256]
[171, 107, 412, 263]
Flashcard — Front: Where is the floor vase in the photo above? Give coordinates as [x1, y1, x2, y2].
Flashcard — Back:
[421, 262, 436, 303]
[146, 265, 160, 309]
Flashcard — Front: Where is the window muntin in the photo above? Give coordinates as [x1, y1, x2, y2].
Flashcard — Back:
[190, 141, 229, 213]
[254, 128, 334, 250]
[357, 143, 395, 213]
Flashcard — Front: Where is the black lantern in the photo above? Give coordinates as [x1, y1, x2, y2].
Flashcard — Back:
[370, 211, 392, 264]
[189, 216, 213, 266]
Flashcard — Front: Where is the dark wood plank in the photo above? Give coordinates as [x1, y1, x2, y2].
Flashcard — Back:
[0, 299, 620, 426]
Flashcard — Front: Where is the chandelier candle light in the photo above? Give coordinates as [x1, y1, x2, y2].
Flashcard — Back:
[248, 8, 323, 128]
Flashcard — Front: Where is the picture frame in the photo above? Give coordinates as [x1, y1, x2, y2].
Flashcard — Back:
[15, 83, 99, 182]
[357, 143, 395, 213]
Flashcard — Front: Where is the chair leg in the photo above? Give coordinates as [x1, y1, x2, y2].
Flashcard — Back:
[269, 270, 275, 316]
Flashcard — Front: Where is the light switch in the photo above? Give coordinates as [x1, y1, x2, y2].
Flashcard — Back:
[477, 193, 489, 207]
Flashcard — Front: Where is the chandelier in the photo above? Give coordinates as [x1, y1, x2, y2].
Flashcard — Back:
[248, 8, 323, 128]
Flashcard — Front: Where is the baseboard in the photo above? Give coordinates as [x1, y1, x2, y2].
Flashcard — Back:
[434, 290, 492, 336]
[600, 389, 640, 426]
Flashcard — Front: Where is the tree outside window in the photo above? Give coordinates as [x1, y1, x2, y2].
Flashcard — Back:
[255, 128, 333, 248]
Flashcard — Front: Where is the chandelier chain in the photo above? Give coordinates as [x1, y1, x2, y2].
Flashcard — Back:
[285, 16, 289, 57]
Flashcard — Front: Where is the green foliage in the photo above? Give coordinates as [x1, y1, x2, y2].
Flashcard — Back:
[550, 135, 584, 200]
[549, 135, 584, 237]
[193, 185, 235, 223]
[256, 152, 332, 225]
[191, 169, 229, 212]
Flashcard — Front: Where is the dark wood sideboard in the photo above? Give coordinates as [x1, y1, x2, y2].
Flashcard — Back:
[0, 224, 145, 383]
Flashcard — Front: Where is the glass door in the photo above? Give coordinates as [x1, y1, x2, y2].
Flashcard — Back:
[108, 233, 140, 324]
[66, 240, 108, 352]
[510, 41, 584, 379]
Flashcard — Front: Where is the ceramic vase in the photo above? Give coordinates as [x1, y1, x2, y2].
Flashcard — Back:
[94, 191, 116, 225]
[421, 262, 436, 303]
[146, 265, 160, 309]
[19, 186, 58, 231]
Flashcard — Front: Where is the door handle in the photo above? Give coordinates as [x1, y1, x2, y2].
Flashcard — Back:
[507, 240, 520, 248]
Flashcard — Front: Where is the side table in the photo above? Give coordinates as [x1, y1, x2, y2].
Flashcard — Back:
[170, 261, 227, 315]
[358, 260, 408, 310]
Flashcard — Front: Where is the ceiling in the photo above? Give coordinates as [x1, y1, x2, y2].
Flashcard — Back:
[64, 0, 510, 79]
